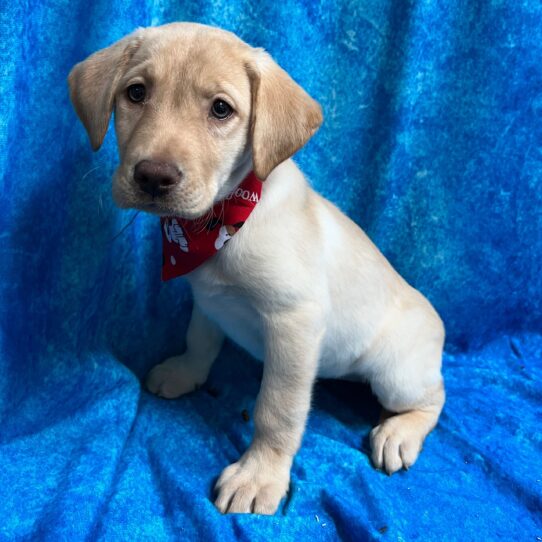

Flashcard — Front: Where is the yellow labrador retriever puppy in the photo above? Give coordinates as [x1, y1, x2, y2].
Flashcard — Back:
[69, 22, 445, 515]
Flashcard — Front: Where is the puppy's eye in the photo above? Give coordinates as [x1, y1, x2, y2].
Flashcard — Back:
[127, 84, 146, 103]
[211, 99, 233, 120]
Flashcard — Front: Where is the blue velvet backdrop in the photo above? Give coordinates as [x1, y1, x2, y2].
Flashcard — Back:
[1, 0, 541, 540]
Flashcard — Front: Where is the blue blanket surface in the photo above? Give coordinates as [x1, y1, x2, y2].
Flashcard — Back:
[1, 1, 541, 540]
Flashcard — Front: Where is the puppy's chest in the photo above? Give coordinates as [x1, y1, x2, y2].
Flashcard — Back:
[190, 270, 265, 361]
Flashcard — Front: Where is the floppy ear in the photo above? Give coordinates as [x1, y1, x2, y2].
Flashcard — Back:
[68, 30, 144, 150]
[247, 50, 323, 180]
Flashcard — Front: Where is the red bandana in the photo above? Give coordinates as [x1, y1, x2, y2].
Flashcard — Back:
[161, 172, 262, 280]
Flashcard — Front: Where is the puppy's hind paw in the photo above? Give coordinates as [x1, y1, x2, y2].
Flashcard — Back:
[145, 356, 203, 399]
[370, 417, 423, 475]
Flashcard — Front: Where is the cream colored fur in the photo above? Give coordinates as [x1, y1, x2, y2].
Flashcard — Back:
[69, 22, 445, 516]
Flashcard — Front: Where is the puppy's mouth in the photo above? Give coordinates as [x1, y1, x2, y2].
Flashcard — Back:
[130, 193, 215, 220]
[129, 202, 201, 220]
[138, 200, 173, 215]
[112, 169, 219, 219]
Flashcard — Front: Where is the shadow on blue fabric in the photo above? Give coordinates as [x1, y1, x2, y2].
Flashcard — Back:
[1, 1, 541, 540]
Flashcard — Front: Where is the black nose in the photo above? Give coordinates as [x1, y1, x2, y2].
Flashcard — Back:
[134, 160, 182, 196]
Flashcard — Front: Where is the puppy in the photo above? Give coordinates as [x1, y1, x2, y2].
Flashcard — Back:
[69, 22, 445, 515]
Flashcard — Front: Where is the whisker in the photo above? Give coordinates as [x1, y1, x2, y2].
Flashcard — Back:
[219, 199, 226, 225]
[81, 165, 102, 181]
[108, 211, 142, 244]
[194, 208, 214, 234]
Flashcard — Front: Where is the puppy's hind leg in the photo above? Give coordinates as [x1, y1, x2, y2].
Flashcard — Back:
[370, 383, 445, 474]
[146, 304, 224, 399]
[365, 316, 445, 474]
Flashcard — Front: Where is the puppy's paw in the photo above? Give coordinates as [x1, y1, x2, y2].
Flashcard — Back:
[145, 356, 204, 399]
[370, 416, 423, 475]
[214, 448, 291, 515]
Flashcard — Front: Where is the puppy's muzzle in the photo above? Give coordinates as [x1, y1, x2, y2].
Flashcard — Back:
[134, 160, 182, 196]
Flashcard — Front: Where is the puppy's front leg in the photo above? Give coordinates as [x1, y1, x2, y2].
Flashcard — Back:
[215, 306, 323, 515]
[146, 303, 224, 398]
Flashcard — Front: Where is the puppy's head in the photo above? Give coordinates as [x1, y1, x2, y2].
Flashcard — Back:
[68, 23, 322, 218]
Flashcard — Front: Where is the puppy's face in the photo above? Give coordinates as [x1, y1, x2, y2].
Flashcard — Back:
[112, 27, 253, 218]
[69, 23, 322, 219]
